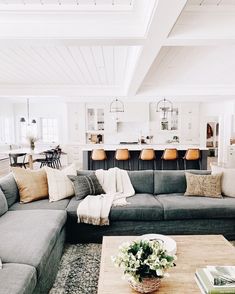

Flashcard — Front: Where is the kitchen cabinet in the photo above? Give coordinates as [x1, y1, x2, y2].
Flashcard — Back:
[180, 103, 200, 144]
[86, 104, 105, 132]
[118, 102, 149, 122]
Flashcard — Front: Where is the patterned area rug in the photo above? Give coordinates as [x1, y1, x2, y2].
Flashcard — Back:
[49, 244, 102, 294]
[50, 241, 235, 294]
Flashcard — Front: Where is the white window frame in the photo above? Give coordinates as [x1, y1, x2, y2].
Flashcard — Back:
[40, 118, 59, 143]
[0, 117, 12, 144]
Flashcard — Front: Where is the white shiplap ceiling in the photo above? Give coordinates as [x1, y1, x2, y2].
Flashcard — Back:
[0, 0, 135, 10]
[0, 46, 131, 86]
[1, 0, 235, 101]
[187, 0, 235, 5]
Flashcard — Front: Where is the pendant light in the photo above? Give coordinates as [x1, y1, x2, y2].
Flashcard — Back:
[110, 98, 124, 113]
[110, 98, 124, 123]
[156, 98, 173, 130]
[20, 98, 36, 125]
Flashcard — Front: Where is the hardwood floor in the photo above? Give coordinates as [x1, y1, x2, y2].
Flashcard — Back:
[0, 158, 10, 178]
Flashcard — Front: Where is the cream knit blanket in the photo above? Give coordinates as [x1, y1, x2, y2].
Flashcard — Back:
[77, 168, 135, 226]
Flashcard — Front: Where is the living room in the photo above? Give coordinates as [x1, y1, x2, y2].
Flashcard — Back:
[1, 0, 235, 293]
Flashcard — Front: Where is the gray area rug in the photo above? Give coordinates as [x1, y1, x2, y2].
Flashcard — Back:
[49, 243, 102, 294]
[50, 241, 235, 294]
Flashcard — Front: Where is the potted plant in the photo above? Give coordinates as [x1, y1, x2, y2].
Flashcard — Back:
[27, 135, 38, 150]
[112, 239, 176, 293]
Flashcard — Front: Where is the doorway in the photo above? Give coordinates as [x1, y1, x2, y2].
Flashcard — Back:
[206, 119, 219, 169]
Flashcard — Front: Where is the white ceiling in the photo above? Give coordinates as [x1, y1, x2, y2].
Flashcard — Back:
[143, 46, 235, 86]
[0, 46, 132, 86]
[0, 0, 235, 102]
[188, 0, 235, 5]
[0, 0, 135, 10]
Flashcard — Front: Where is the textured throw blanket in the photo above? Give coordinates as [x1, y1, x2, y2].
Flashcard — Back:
[77, 168, 135, 226]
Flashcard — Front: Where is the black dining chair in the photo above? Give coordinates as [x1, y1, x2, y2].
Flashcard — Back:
[35, 150, 55, 168]
[9, 153, 28, 169]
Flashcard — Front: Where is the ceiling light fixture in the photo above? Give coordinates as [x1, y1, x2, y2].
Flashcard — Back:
[20, 98, 36, 125]
[110, 98, 124, 113]
[156, 98, 173, 130]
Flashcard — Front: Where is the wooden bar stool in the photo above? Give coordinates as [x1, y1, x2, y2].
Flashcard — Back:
[91, 149, 107, 170]
[138, 148, 156, 170]
[161, 148, 179, 170]
[183, 149, 201, 170]
[114, 149, 131, 170]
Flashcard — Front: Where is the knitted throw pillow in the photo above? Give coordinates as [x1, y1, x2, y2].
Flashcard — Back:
[68, 173, 105, 200]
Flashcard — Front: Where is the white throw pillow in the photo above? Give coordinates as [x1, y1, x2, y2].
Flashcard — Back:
[45, 164, 77, 202]
[211, 164, 235, 197]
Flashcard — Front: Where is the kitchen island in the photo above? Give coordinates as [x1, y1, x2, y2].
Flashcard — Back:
[82, 144, 208, 170]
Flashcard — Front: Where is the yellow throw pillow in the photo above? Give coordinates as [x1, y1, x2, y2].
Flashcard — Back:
[12, 167, 48, 203]
[184, 172, 222, 198]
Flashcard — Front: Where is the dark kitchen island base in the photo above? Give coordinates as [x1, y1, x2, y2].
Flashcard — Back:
[83, 149, 208, 170]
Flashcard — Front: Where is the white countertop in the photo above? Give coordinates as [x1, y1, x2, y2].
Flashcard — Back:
[82, 144, 208, 151]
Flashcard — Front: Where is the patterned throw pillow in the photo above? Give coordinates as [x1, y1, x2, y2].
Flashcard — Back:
[68, 173, 105, 200]
[184, 172, 222, 198]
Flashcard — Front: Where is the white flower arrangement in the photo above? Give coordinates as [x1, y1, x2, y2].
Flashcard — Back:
[112, 239, 177, 282]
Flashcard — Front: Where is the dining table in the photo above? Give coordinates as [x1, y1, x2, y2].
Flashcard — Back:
[8, 148, 47, 169]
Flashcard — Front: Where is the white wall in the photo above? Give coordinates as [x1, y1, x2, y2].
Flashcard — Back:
[0, 101, 15, 149]
[199, 101, 234, 164]
[13, 101, 68, 145]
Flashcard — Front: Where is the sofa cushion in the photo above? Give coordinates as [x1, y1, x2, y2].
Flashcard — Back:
[154, 170, 211, 195]
[0, 210, 67, 279]
[9, 198, 70, 211]
[77, 170, 154, 194]
[110, 194, 163, 221]
[0, 263, 37, 294]
[77, 170, 93, 176]
[0, 173, 19, 207]
[67, 194, 163, 221]
[128, 170, 154, 194]
[157, 194, 235, 220]
[0, 189, 7, 217]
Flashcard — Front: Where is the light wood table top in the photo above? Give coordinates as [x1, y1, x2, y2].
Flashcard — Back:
[97, 235, 235, 294]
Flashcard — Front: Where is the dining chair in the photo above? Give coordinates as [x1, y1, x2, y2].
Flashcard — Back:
[9, 153, 28, 169]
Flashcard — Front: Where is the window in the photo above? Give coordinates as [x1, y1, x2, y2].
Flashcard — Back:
[0, 117, 11, 143]
[41, 118, 59, 143]
[20, 123, 37, 143]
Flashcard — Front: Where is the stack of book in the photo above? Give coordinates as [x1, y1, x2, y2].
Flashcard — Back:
[195, 266, 235, 294]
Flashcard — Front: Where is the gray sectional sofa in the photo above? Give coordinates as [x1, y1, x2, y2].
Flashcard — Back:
[1, 169, 235, 293]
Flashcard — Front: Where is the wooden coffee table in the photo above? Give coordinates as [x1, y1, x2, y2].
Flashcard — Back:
[97, 235, 235, 294]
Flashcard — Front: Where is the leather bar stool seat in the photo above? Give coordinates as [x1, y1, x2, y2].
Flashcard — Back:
[91, 149, 107, 170]
[138, 148, 156, 170]
[183, 148, 201, 170]
[161, 148, 179, 170]
[114, 149, 131, 170]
